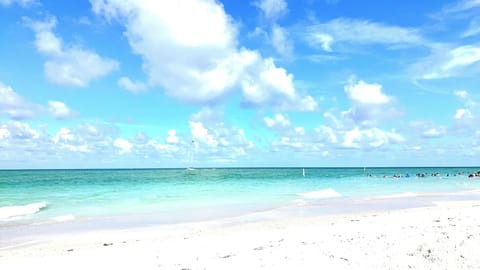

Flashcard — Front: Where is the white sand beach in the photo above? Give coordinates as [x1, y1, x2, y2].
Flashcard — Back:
[2, 200, 480, 270]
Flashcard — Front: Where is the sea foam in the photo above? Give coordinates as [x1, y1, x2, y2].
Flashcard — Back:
[0, 201, 47, 219]
[297, 188, 341, 199]
[375, 192, 418, 199]
[52, 214, 75, 222]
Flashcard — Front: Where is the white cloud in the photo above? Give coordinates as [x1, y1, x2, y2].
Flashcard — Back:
[117, 76, 148, 94]
[166, 129, 179, 144]
[295, 126, 305, 135]
[91, 0, 239, 102]
[48, 101, 76, 119]
[414, 45, 480, 79]
[51, 123, 120, 155]
[271, 24, 293, 58]
[0, 81, 39, 120]
[409, 121, 447, 139]
[114, 138, 133, 154]
[147, 139, 178, 153]
[52, 127, 89, 153]
[264, 113, 291, 129]
[0, 126, 9, 140]
[0, 121, 39, 140]
[53, 127, 74, 143]
[343, 79, 397, 126]
[344, 80, 391, 105]
[274, 136, 303, 149]
[190, 121, 218, 147]
[462, 17, 480, 38]
[306, 18, 425, 52]
[253, 0, 288, 20]
[422, 127, 446, 138]
[309, 33, 333, 52]
[186, 108, 254, 162]
[442, 46, 480, 70]
[91, 0, 314, 111]
[315, 126, 338, 144]
[25, 16, 119, 87]
[455, 108, 473, 119]
[412, 146, 422, 151]
[342, 127, 405, 149]
[0, 0, 35, 7]
[454, 89, 476, 108]
[442, 0, 480, 13]
[241, 56, 318, 110]
[454, 89, 469, 99]
[1, 81, 77, 120]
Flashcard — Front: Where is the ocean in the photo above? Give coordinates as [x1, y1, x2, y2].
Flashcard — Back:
[1, 167, 480, 240]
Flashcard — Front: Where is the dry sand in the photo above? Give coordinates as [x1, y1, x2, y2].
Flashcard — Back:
[2, 201, 480, 269]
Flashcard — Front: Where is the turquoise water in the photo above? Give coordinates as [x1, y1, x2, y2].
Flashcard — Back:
[1, 167, 480, 229]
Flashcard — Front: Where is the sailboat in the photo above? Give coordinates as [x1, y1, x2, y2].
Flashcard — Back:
[186, 139, 195, 171]
[302, 168, 305, 177]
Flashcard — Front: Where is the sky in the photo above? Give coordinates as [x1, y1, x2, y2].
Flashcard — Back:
[0, 0, 480, 169]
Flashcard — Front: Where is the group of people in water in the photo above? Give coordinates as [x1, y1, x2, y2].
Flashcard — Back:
[468, 171, 480, 178]
[366, 171, 480, 179]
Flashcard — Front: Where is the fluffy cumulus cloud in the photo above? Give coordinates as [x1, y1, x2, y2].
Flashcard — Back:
[25, 16, 119, 87]
[0, 121, 47, 165]
[90, 0, 315, 111]
[187, 108, 254, 162]
[0, 121, 39, 140]
[454, 89, 469, 100]
[53, 127, 89, 153]
[166, 129, 179, 144]
[48, 101, 76, 119]
[342, 79, 397, 126]
[0, 81, 39, 119]
[341, 127, 405, 149]
[455, 108, 473, 120]
[114, 138, 133, 154]
[414, 45, 480, 79]
[253, 0, 288, 20]
[263, 113, 291, 129]
[451, 90, 479, 132]
[344, 80, 391, 105]
[117, 76, 148, 94]
[265, 111, 405, 154]
[0, 109, 257, 167]
[306, 18, 425, 52]
[261, 80, 406, 155]
[240, 56, 317, 110]
[1, 81, 77, 120]
[0, 121, 133, 167]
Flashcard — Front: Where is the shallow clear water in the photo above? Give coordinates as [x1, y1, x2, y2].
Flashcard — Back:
[1, 167, 480, 229]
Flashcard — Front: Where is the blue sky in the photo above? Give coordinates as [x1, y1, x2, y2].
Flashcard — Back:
[1, 0, 479, 168]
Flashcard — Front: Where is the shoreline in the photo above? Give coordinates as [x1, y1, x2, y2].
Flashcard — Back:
[3, 189, 480, 242]
[3, 194, 480, 269]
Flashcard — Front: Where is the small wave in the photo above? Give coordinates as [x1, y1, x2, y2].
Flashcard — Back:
[52, 214, 75, 222]
[376, 192, 418, 199]
[291, 199, 308, 206]
[297, 188, 341, 199]
[0, 201, 47, 219]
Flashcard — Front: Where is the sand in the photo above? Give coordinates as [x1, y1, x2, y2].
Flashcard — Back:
[2, 201, 480, 269]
